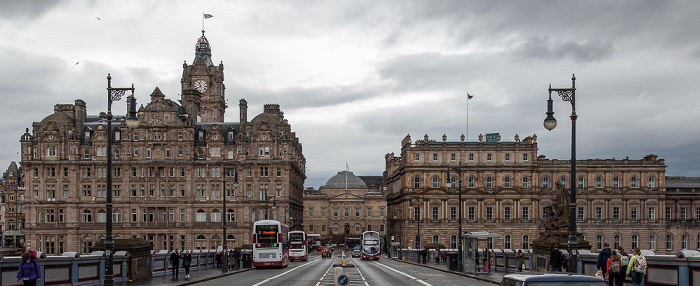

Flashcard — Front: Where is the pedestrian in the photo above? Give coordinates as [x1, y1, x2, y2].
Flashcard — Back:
[441, 249, 447, 264]
[233, 247, 241, 269]
[170, 249, 181, 280]
[516, 249, 525, 272]
[16, 251, 41, 286]
[549, 245, 563, 272]
[215, 251, 222, 269]
[607, 249, 624, 286]
[626, 247, 647, 286]
[617, 246, 629, 270]
[596, 243, 612, 278]
[421, 247, 427, 264]
[182, 250, 192, 279]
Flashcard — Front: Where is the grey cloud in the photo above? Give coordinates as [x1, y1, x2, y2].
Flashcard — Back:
[512, 37, 613, 63]
[0, 0, 65, 20]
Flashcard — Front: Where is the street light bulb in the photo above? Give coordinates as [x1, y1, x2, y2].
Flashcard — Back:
[125, 95, 139, 128]
[544, 117, 557, 131]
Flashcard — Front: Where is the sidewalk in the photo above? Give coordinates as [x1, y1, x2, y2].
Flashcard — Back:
[391, 256, 504, 285]
[117, 266, 253, 286]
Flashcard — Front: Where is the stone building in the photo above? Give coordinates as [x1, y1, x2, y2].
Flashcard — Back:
[303, 171, 387, 243]
[19, 31, 306, 254]
[1, 162, 25, 247]
[385, 133, 697, 255]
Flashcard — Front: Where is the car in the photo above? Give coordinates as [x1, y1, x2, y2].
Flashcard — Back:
[321, 248, 331, 258]
[352, 246, 361, 258]
[500, 273, 607, 286]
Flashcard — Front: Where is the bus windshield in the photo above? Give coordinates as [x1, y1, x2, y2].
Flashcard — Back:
[256, 225, 279, 248]
[289, 232, 305, 241]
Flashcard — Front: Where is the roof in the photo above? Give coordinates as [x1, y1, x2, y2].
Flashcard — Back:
[193, 31, 214, 67]
[322, 171, 367, 189]
[359, 176, 384, 186]
[665, 178, 700, 188]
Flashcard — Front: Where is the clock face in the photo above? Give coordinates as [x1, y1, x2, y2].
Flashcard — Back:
[194, 79, 208, 93]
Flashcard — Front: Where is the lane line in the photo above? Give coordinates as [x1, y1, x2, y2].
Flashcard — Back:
[250, 259, 319, 286]
[373, 261, 433, 286]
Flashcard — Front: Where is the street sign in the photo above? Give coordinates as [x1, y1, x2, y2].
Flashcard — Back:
[337, 274, 349, 285]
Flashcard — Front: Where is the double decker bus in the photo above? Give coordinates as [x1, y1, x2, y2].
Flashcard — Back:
[360, 231, 381, 260]
[253, 220, 290, 268]
[288, 230, 308, 261]
[307, 233, 321, 251]
[345, 237, 361, 248]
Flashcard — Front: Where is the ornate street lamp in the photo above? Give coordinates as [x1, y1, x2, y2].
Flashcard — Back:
[446, 162, 463, 271]
[544, 74, 577, 272]
[105, 74, 138, 286]
[222, 168, 239, 273]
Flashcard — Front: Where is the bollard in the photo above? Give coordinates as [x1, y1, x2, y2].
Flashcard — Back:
[342, 252, 346, 266]
[334, 267, 343, 286]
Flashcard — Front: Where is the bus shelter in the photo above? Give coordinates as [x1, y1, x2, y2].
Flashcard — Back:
[463, 231, 501, 275]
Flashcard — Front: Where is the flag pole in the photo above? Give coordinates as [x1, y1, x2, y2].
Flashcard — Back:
[466, 93, 470, 142]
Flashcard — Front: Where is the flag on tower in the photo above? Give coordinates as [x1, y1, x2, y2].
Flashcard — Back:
[203, 13, 213, 19]
[468, 93, 473, 99]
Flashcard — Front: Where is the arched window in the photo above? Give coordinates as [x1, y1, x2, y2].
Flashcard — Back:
[414, 234, 421, 249]
[504, 176, 511, 188]
[432, 235, 439, 244]
[648, 176, 655, 188]
[227, 235, 236, 242]
[468, 176, 476, 188]
[595, 176, 602, 188]
[196, 209, 206, 222]
[542, 177, 549, 189]
[522, 235, 530, 249]
[596, 235, 603, 250]
[522, 176, 529, 188]
[113, 209, 122, 222]
[211, 209, 221, 222]
[614, 235, 620, 248]
[504, 235, 511, 249]
[82, 210, 92, 222]
[560, 176, 567, 188]
[650, 235, 656, 250]
[432, 176, 439, 188]
[451, 235, 457, 249]
[613, 177, 620, 188]
[226, 209, 236, 222]
[84, 149, 90, 159]
[414, 176, 420, 188]
[632, 235, 639, 249]
[578, 176, 584, 189]
[631, 176, 638, 188]
[97, 209, 107, 223]
[486, 176, 493, 188]
[450, 176, 457, 188]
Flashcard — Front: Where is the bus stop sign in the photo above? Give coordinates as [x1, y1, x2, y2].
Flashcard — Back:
[337, 274, 349, 285]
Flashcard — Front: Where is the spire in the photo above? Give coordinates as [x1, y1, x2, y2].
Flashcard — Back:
[193, 30, 213, 66]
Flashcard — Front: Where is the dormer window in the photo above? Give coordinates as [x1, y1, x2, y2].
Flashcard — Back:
[228, 131, 234, 141]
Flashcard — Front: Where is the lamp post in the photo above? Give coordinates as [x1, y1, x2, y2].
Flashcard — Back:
[264, 191, 276, 220]
[446, 162, 463, 271]
[409, 196, 421, 262]
[544, 74, 577, 272]
[105, 74, 138, 286]
[222, 168, 239, 273]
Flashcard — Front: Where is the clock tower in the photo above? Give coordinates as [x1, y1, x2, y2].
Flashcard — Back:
[180, 30, 226, 123]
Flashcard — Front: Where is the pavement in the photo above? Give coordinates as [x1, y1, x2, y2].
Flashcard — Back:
[116, 255, 505, 285]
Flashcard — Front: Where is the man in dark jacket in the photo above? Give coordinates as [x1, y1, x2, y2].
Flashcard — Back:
[596, 243, 612, 276]
[549, 245, 564, 272]
[170, 249, 181, 280]
[233, 247, 241, 269]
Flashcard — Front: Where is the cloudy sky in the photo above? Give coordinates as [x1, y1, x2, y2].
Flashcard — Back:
[1, 0, 699, 188]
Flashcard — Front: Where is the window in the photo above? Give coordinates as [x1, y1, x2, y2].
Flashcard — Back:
[632, 235, 639, 249]
[82, 210, 92, 222]
[413, 207, 420, 221]
[650, 235, 656, 250]
[505, 153, 510, 161]
[595, 207, 602, 221]
[631, 176, 638, 188]
[682, 234, 688, 250]
[649, 207, 656, 221]
[542, 177, 549, 189]
[666, 234, 673, 250]
[178, 146, 183, 157]
[345, 207, 350, 217]
[414, 176, 420, 188]
[522, 207, 529, 221]
[451, 235, 457, 249]
[522, 235, 530, 249]
[614, 235, 620, 248]
[433, 235, 439, 244]
[523, 153, 529, 161]
[367, 208, 372, 217]
[450, 207, 456, 221]
[504, 235, 511, 249]
[450, 153, 456, 161]
[595, 176, 602, 188]
[666, 207, 672, 222]
[596, 235, 603, 250]
[468, 207, 475, 221]
[322, 208, 327, 217]
[309, 208, 314, 217]
[147, 147, 151, 158]
[276, 167, 282, 177]
[613, 207, 620, 221]
[487, 153, 492, 161]
[196, 210, 206, 222]
[578, 176, 584, 189]
[355, 208, 360, 217]
[504, 176, 511, 188]
[522, 176, 528, 188]
[432, 207, 439, 220]
[414, 153, 420, 161]
[211, 209, 221, 222]
[613, 177, 619, 188]
[578, 207, 585, 221]
[504, 207, 511, 221]
[486, 176, 493, 188]
[469, 153, 474, 161]
[333, 208, 338, 217]
[560, 176, 567, 187]
[432, 176, 439, 188]
[648, 177, 655, 188]
[259, 167, 269, 177]
[681, 207, 687, 221]
[433, 153, 438, 161]
[486, 207, 493, 221]
[631, 207, 638, 221]
[468, 176, 475, 188]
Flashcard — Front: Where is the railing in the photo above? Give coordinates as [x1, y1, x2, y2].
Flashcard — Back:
[0, 250, 220, 286]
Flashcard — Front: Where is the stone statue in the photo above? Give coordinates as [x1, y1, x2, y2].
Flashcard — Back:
[544, 182, 570, 231]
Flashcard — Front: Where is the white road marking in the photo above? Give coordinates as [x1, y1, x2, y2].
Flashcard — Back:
[251, 259, 319, 286]
[373, 261, 433, 286]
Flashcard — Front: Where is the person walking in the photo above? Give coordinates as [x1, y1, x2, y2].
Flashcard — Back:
[233, 247, 241, 269]
[16, 252, 41, 286]
[170, 249, 181, 280]
[606, 249, 624, 286]
[596, 243, 612, 278]
[441, 249, 447, 264]
[182, 250, 192, 279]
[617, 246, 629, 270]
[516, 250, 525, 272]
[421, 247, 427, 264]
[626, 248, 647, 286]
[549, 245, 564, 272]
[215, 251, 222, 269]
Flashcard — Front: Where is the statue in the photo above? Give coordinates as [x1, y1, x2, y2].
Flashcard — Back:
[544, 182, 570, 231]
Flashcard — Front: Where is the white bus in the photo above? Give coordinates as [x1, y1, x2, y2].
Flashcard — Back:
[253, 220, 290, 268]
[307, 233, 322, 251]
[288, 230, 308, 261]
[361, 231, 381, 260]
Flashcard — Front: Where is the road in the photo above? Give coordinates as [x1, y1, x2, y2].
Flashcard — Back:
[194, 250, 495, 286]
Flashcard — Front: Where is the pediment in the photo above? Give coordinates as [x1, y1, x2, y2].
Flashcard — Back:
[329, 191, 364, 200]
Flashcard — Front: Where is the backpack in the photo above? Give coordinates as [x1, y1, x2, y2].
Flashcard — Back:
[620, 254, 629, 266]
[634, 255, 646, 273]
[610, 259, 621, 273]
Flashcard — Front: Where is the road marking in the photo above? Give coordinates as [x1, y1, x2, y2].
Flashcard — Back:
[373, 261, 433, 286]
[251, 259, 319, 286]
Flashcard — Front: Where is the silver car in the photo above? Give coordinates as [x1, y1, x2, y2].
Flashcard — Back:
[352, 246, 361, 258]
